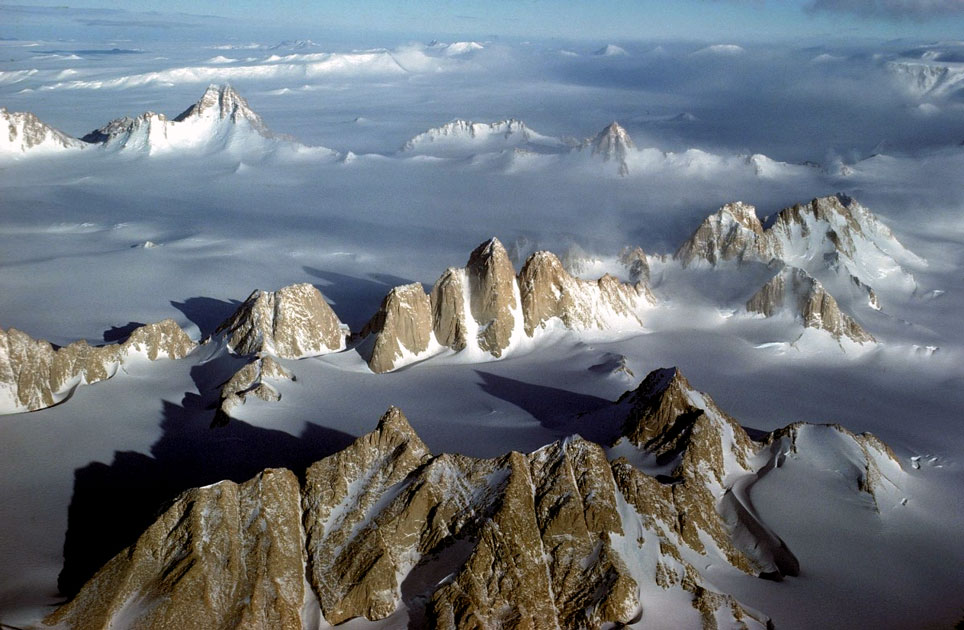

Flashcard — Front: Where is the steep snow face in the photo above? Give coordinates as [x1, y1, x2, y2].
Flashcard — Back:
[400, 119, 565, 157]
[676, 194, 921, 302]
[588, 121, 635, 175]
[746, 266, 875, 344]
[886, 60, 964, 99]
[764, 194, 922, 295]
[81, 84, 281, 156]
[0, 107, 83, 156]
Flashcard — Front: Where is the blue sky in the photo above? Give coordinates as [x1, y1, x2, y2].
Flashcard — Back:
[4, 0, 964, 42]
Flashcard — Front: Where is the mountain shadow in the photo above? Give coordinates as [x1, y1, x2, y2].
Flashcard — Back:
[474, 370, 619, 442]
[57, 394, 355, 599]
[170, 296, 241, 338]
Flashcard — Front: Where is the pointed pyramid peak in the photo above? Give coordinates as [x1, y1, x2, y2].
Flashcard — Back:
[590, 121, 634, 175]
[173, 83, 267, 133]
[467, 237, 511, 266]
[376, 405, 416, 434]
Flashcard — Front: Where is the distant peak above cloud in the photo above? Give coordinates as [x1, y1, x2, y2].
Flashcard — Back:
[805, 0, 964, 20]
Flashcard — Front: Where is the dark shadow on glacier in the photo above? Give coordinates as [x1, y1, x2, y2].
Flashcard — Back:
[57, 395, 355, 600]
[474, 370, 618, 442]
[302, 266, 418, 331]
[171, 296, 240, 338]
[102, 321, 145, 343]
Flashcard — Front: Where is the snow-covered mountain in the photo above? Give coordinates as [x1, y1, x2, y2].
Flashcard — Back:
[81, 84, 312, 156]
[595, 44, 629, 57]
[48, 367, 905, 629]
[676, 194, 921, 306]
[746, 265, 875, 344]
[0, 107, 84, 156]
[588, 121, 636, 175]
[400, 118, 566, 157]
[887, 59, 964, 99]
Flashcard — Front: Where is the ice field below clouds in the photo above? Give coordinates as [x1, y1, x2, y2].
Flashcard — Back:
[2, 30, 964, 630]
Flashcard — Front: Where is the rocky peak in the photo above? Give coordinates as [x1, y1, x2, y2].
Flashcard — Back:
[746, 266, 875, 344]
[81, 112, 167, 144]
[675, 200, 776, 266]
[590, 121, 634, 175]
[0, 319, 195, 413]
[173, 84, 268, 134]
[517, 250, 651, 336]
[52, 404, 777, 629]
[619, 245, 650, 283]
[358, 282, 435, 373]
[465, 237, 521, 357]
[1, 107, 82, 154]
[216, 283, 346, 359]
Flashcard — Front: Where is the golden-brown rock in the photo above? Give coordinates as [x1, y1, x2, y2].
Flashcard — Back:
[360, 282, 435, 373]
[45, 468, 305, 630]
[216, 283, 345, 358]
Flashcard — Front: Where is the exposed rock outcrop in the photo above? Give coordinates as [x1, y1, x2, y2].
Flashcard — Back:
[45, 468, 306, 630]
[358, 283, 435, 373]
[363, 238, 655, 372]
[53, 403, 775, 630]
[216, 282, 346, 359]
[218, 355, 293, 418]
[675, 201, 774, 266]
[518, 250, 653, 335]
[172, 84, 269, 133]
[0, 319, 195, 413]
[675, 194, 920, 301]
[1, 107, 84, 155]
[746, 266, 875, 343]
[620, 245, 651, 283]
[465, 238, 522, 357]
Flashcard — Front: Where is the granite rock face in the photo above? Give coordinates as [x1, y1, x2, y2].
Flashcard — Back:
[53, 402, 781, 629]
[45, 468, 306, 630]
[746, 266, 875, 343]
[359, 283, 435, 373]
[218, 355, 293, 418]
[675, 194, 919, 298]
[0, 319, 195, 413]
[675, 201, 775, 267]
[518, 250, 653, 335]
[365, 238, 655, 372]
[216, 283, 346, 359]
[465, 237, 522, 357]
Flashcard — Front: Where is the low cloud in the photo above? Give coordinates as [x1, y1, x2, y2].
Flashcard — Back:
[805, 0, 964, 20]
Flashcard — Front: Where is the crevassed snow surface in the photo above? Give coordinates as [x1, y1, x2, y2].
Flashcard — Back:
[1, 28, 964, 630]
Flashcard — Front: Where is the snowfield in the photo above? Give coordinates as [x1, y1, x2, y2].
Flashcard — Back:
[1, 18, 964, 630]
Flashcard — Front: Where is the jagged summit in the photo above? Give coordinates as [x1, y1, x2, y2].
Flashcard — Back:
[51, 404, 771, 629]
[172, 84, 268, 134]
[359, 237, 654, 372]
[81, 84, 279, 155]
[0, 319, 195, 413]
[589, 121, 635, 175]
[0, 107, 84, 155]
[747, 265, 876, 344]
[216, 283, 346, 359]
[676, 194, 920, 308]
